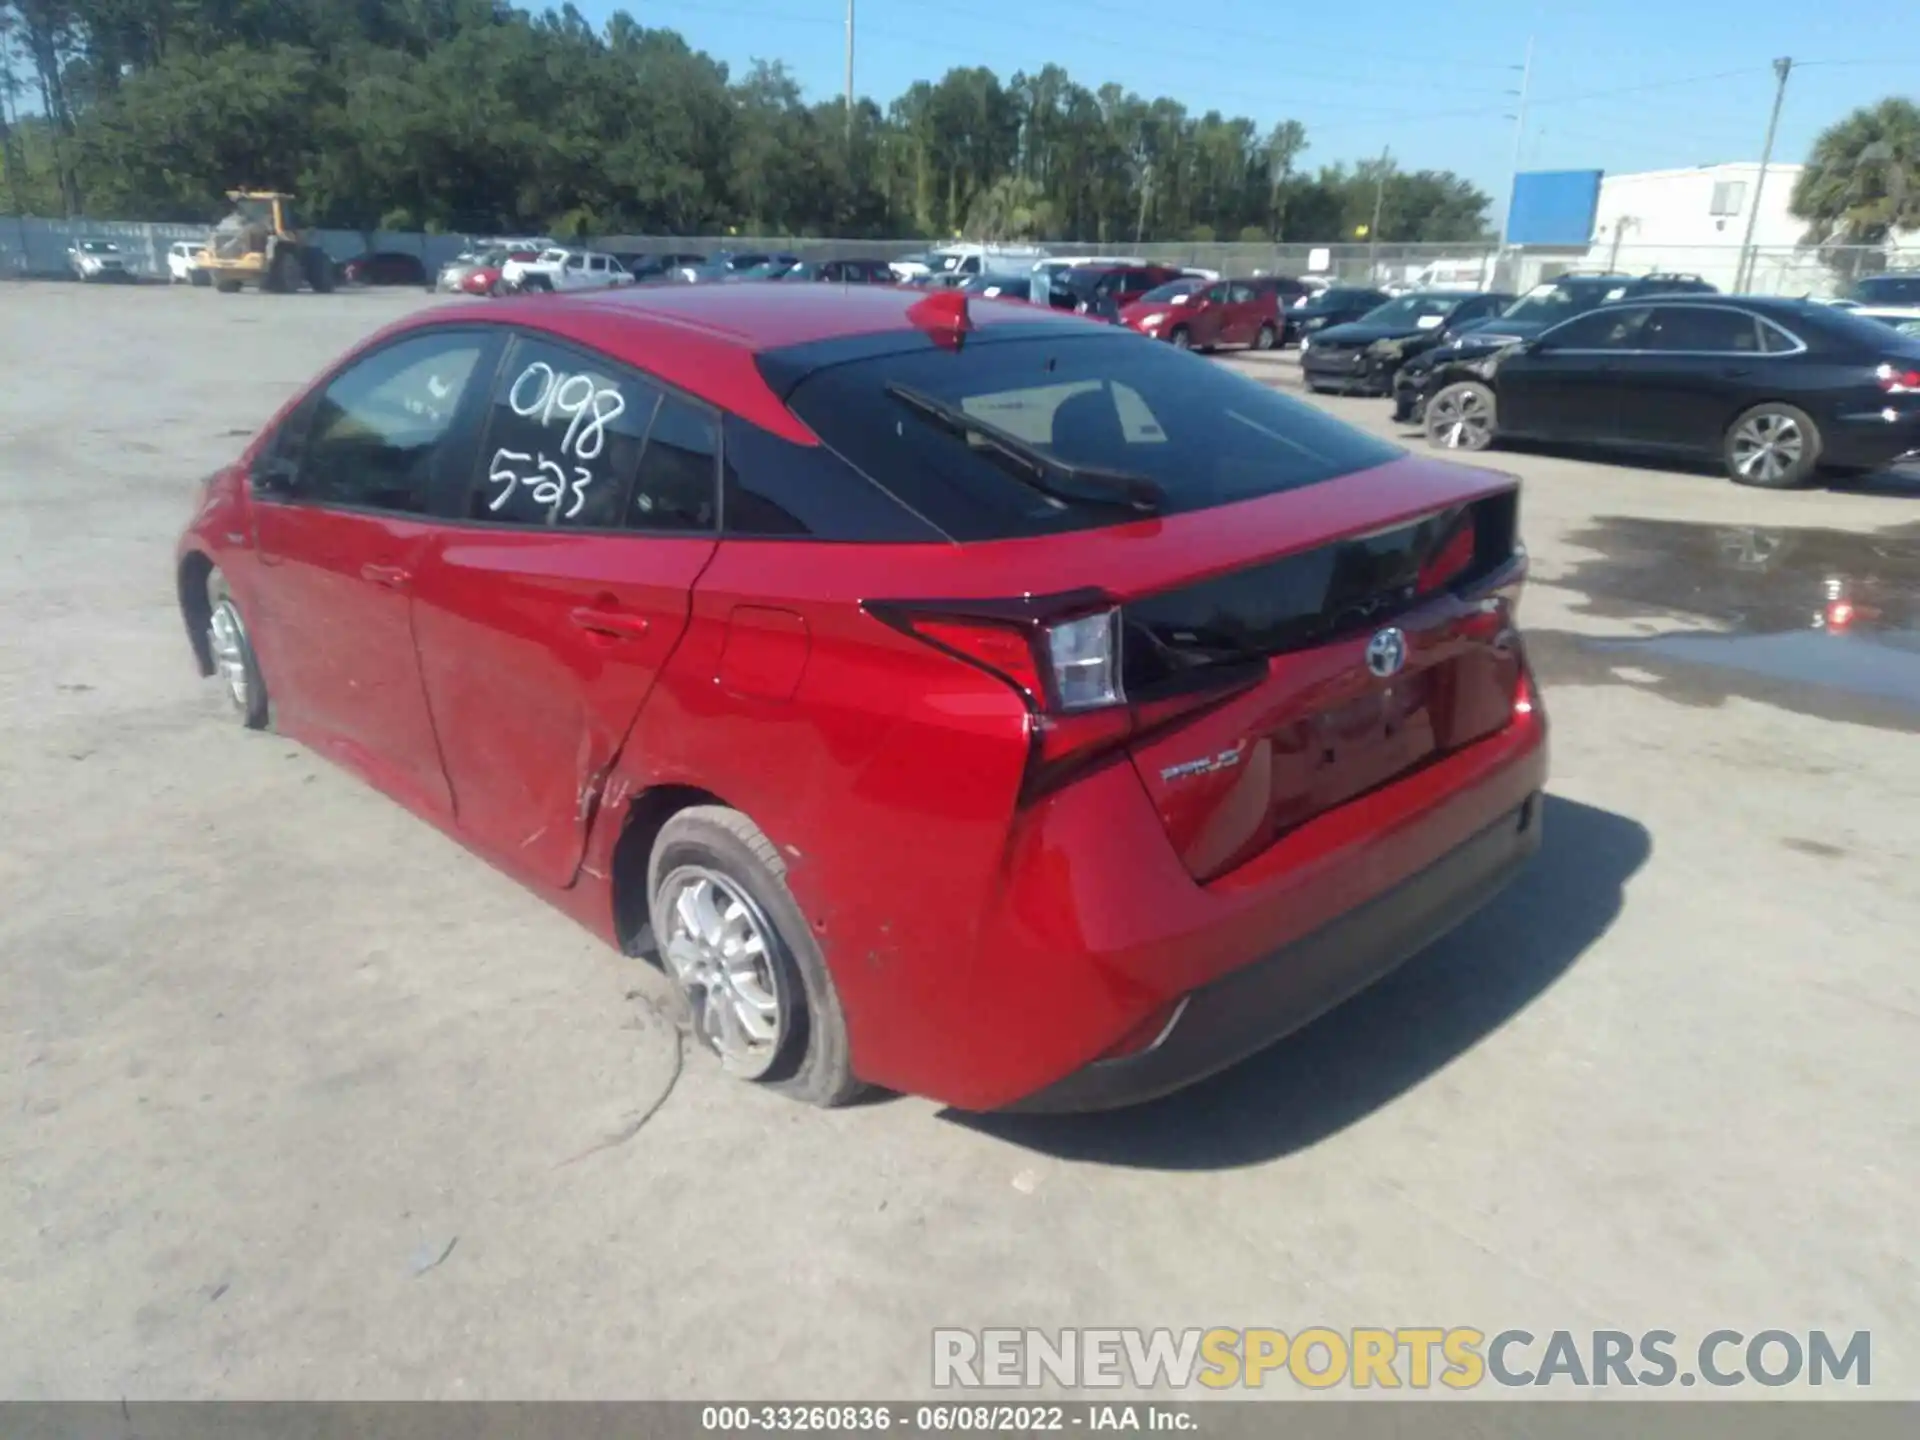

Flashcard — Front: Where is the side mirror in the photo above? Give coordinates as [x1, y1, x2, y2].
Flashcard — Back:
[252, 453, 301, 495]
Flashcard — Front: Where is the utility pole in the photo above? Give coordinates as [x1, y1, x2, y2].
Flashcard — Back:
[1498, 35, 1534, 288]
[1367, 146, 1390, 281]
[843, 0, 856, 140]
[1735, 56, 1792, 293]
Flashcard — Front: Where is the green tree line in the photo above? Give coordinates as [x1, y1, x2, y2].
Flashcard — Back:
[0, 0, 1495, 242]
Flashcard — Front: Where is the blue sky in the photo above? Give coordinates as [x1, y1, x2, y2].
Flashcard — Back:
[578, 0, 1917, 202]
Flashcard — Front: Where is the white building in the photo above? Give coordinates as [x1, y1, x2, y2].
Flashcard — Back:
[1576, 162, 1825, 293]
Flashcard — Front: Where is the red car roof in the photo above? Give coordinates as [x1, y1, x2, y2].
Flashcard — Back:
[375, 284, 1090, 444]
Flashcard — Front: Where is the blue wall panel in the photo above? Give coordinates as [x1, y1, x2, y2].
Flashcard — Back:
[1507, 170, 1604, 246]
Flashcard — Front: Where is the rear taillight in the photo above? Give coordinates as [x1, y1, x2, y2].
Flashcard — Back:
[866, 592, 1255, 802]
[1877, 362, 1920, 394]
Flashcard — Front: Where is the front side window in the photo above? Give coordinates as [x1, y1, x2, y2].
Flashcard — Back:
[1540, 305, 1653, 350]
[298, 333, 486, 514]
[565, 254, 586, 271]
[474, 338, 661, 529]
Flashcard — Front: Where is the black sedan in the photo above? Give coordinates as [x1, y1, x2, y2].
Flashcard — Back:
[1414, 296, 1920, 488]
[1290, 286, 1391, 346]
[1392, 272, 1718, 420]
[1299, 289, 1514, 394]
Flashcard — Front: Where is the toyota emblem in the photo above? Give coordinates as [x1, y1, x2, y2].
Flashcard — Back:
[1365, 626, 1407, 679]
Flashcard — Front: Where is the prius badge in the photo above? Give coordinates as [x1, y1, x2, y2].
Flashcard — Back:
[1365, 626, 1408, 679]
[1159, 741, 1247, 785]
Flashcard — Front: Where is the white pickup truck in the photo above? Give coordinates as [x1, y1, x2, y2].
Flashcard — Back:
[501, 247, 635, 294]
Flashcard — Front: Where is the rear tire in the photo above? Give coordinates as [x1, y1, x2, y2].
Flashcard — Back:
[1253, 321, 1277, 351]
[215, 277, 242, 294]
[1725, 402, 1821, 488]
[1424, 380, 1498, 452]
[265, 247, 299, 294]
[305, 248, 335, 294]
[647, 807, 863, 1108]
[205, 572, 270, 730]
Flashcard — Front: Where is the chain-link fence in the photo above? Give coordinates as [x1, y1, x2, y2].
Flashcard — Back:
[1, 215, 1902, 300]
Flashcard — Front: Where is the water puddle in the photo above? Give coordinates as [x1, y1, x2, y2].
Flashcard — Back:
[1525, 516, 1920, 732]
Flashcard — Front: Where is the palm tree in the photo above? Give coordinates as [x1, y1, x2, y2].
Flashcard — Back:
[1790, 97, 1920, 248]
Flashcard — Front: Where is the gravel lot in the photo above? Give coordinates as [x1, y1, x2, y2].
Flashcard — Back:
[3, 284, 1916, 1400]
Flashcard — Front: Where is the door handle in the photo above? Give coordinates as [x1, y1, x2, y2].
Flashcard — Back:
[568, 607, 651, 640]
[360, 562, 411, 590]
[1722, 367, 1753, 379]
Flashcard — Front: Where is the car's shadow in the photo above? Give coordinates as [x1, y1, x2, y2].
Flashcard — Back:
[945, 795, 1649, 1170]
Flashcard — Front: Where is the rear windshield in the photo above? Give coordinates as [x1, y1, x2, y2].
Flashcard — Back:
[778, 333, 1404, 541]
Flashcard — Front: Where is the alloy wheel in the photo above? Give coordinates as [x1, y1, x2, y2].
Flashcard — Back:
[207, 599, 251, 713]
[1731, 413, 1803, 485]
[659, 866, 787, 1078]
[1427, 386, 1493, 449]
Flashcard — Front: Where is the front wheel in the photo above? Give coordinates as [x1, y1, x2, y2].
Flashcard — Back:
[1253, 321, 1277, 351]
[1424, 381, 1498, 452]
[1169, 326, 1191, 350]
[647, 807, 863, 1107]
[1725, 402, 1821, 488]
[206, 572, 270, 729]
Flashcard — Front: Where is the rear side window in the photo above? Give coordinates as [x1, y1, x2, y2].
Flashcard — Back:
[473, 337, 660, 528]
[778, 333, 1403, 541]
[627, 395, 719, 532]
[722, 417, 941, 541]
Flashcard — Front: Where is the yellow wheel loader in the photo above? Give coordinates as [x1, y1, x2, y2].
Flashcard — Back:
[196, 191, 335, 294]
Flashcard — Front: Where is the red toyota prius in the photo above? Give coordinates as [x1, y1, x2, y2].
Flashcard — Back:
[176, 284, 1546, 1112]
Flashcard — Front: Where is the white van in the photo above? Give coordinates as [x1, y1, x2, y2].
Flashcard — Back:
[894, 242, 1053, 283]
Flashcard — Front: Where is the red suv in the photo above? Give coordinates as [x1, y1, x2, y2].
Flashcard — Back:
[176, 285, 1546, 1112]
[1121, 277, 1285, 351]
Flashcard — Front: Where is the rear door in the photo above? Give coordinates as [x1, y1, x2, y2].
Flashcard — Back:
[1498, 304, 1651, 439]
[249, 328, 501, 816]
[1219, 282, 1261, 345]
[406, 332, 720, 887]
[1187, 282, 1232, 345]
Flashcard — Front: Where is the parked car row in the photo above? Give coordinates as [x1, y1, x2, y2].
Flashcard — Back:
[1297, 270, 1920, 489]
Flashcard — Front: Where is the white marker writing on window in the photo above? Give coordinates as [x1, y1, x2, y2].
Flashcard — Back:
[507, 361, 626, 461]
[488, 447, 594, 521]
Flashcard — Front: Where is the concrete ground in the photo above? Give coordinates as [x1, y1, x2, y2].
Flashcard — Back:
[2, 284, 1914, 1400]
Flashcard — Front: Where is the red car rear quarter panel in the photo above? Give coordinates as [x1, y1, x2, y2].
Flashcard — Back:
[615, 540, 1040, 1096]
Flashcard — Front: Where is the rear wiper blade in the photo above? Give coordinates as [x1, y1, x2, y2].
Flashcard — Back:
[884, 381, 1165, 514]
